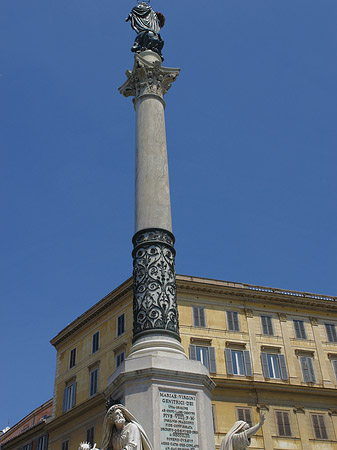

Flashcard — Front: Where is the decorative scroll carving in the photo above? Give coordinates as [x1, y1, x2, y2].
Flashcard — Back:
[132, 228, 180, 341]
[119, 53, 180, 101]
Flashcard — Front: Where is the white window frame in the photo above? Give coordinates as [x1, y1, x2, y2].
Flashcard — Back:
[62, 381, 76, 412]
[189, 344, 217, 373]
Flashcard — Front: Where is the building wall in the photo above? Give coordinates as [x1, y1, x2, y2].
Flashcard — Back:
[47, 276, 337, 450]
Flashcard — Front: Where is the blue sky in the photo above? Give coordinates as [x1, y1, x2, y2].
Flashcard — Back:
[1, 0, 337, 429]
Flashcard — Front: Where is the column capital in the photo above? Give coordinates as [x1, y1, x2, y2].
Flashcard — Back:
[245, 309, 254, 318]
[293, 406, 305, 414]
[310, 316, 318, 326]
[256, 403, 270, 412]
[279, 313, 287, 322]
[119, 51, 180, 103]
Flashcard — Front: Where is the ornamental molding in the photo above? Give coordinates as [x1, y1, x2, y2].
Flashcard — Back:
[119, 53, 180, 102]
[132, 228, 180, 341]
[256, 403, 270, 412]
[293, 406, 305, 414]
[279, 313, 287, 322]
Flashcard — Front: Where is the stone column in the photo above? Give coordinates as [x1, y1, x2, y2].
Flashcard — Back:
[108, 51, 216, 450]
[119, 51, 182, 352]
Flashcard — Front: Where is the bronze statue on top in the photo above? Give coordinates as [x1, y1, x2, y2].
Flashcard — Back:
[126, 1, 165, 59]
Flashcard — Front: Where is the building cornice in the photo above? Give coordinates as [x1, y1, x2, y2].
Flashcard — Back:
[176, 274, 337, 311]
[50, 278, 133, 348]
[50, 275, 337, 348]
[45, 393, 105, 432]
[213, 377, 337, 399]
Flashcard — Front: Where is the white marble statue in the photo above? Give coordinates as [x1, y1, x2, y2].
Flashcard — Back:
[101, 404, 153, 450]
[220, 413, 265, 450]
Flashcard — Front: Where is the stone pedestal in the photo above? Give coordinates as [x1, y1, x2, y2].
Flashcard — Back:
[105, 350, 216, 450]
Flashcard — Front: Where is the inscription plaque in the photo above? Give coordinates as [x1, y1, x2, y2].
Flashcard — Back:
[160, 390, 199, 450]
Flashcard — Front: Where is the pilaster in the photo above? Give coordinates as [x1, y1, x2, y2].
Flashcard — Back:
[294, 406, 310, 449]
[278, 313, 298, 382]
[245, 309, 264, 381]
[310, 317, 333, 388]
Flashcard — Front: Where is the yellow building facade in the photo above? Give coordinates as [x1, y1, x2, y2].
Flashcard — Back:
[47, 275, 337, 450]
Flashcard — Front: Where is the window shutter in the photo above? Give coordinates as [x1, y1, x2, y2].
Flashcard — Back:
[300, 357, 311, 382]
[307, 358, 316, 383]
[279, 354, 288, 380]
[199, 308, 206, 327]
[325, 324, 334, 342]
[62, 387, 67, 412]
[233, 312, 239, 331]
[71, 382, 77, 408]
[283, 412, 291, 436]
[333, 360, 337, 381]
[312, 414, 321, 438]
[193, 307, 200, 327]
[244, 409, 252, 427]
[261, 352, 269, 378]
[237, 408, 245, 422]
[227, 311, 234, 330]
[208, 347, 217, 373]
[243, 351, 252, 376]
[318, 415, 328, 439]
[225, 348, 234, 375]
[276, 411, 285, 435]
[294, 320, 301, 338]
[189, 344, 197, 360]
[299, 321, 306, 339]
[261, 316, 268, 334]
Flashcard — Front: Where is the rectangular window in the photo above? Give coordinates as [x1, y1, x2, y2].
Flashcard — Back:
[62, 382, 77, 412]
[261, 316, 273, 336]
[294, 320, 307, 339]
[227, 311, 240, 331]
[22, 444, 32, 450]
[37, 436, 47, 450]
[261, 353, 288, 380]
[276, 411, 292, 436]
[89, 368, 98, 396]
[236, 408, 253, 427]
[117, 314, 125, 336]
[69, 348, 76, 369]
[312, 414, 328, 439]
[189, 345, 217, 373]
[116, 351, 125, 368]
[61, 440, 69, 450]
[193, 307, 206, 327]
[92, 332, 99, 354]
[325, 324, 337, 342]
[86, 427, 94, 447]
[300, 356, 316, 383]
[225, 349, 252, 376]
